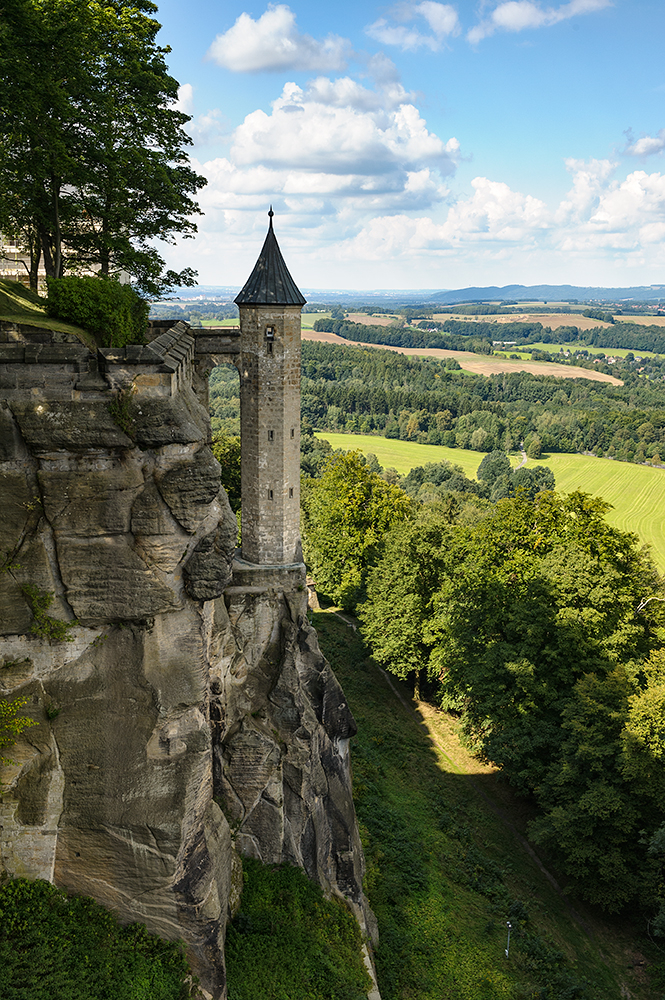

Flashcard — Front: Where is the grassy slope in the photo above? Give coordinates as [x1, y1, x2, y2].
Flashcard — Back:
[316, 432, 486, 479]
[315, 432, 665, 572]
[314, 610, 663, 1000]
[518, 341, 661, 359]
[0, 278, 96, 347]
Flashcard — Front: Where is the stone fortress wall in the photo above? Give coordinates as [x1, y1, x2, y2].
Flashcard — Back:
[0, 315, 374, 999]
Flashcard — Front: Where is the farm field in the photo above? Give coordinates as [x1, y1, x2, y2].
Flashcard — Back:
[616, 315, 665, 326]
[302, 329, 622, 384]
[316, 432, 488, 479]
[516, 341, 660, 359]
[316, 432, 665, 572]
[200, 313, 327, 329]
[433, 311, 613, 330]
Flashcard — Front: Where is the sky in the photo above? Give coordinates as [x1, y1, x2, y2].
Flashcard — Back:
[154, 0, 665, 291]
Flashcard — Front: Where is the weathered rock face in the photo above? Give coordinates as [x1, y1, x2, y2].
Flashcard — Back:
[0, 323, 371, 999]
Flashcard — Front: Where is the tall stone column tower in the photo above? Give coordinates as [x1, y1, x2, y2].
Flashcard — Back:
[235, 209, 306, 566]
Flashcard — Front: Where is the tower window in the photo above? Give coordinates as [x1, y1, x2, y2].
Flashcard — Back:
[266, 326, 275, 339]
[268, 489, 274, 500]
[290, 428, 295, 438]
[267, 342, 273, 354]
[289, 487, 294, 498]
[268, 429, 274, 440]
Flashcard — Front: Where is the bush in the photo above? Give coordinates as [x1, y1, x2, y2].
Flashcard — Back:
[46, 276, 148, 347]
[225, 858, 370, 1000]
[0, 878, 194, 1000]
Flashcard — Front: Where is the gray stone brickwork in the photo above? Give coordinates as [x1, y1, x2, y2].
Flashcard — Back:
[237, 304, 302, 566]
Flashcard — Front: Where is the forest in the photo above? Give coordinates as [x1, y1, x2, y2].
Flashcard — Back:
[297, 448, 665, 942]
[209, 340, 665, 464]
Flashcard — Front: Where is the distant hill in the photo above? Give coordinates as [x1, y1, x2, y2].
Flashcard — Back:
[430, 283, 665, 304]
[161, 283, 665, 307]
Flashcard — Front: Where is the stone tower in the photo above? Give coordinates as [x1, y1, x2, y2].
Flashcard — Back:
[235, 210, 306, 566]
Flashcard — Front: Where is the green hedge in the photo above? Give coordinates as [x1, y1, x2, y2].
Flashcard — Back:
[46, 276, 148, 347]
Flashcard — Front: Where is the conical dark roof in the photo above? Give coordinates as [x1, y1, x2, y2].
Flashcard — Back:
[235, 209, 306, 306]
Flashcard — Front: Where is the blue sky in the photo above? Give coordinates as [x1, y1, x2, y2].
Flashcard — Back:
[155, 0, 665, 290]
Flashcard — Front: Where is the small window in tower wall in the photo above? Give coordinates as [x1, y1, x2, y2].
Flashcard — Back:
[268, 489, 274, 500]
[289, 487, 294, 498]
[268, 430, 274, 441]
[267, 342, 273, 354]
[290, 428, 295, 438]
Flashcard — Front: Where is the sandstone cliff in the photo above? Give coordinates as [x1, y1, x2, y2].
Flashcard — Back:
[0, 321, 372, 998]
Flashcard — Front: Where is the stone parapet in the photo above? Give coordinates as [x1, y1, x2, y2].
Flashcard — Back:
[0, 321, 197, 402]
[225, 555, 307, 597]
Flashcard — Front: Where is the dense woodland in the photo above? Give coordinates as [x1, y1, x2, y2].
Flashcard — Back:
[210, 340, 665, 464]
[297, 450, 665, 939]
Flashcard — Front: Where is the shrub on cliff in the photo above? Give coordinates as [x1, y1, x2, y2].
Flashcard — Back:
[0, 878, 195, 999]
[46, 276, 148, 347]
[225, 858, 371, 1000]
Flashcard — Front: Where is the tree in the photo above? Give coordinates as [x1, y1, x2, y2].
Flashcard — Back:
[0, 0, 205, 294]
[476, 450, 511, 486]
[427, 491, 662, 791]
[301, 451, 412, 609]
[212, 435, 241, 513]
[529, 667, 649, 910]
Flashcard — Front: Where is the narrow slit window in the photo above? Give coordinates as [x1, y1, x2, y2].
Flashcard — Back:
[267, 342, 273, 354]
[268, 429, 274, 441]
[289, 487, 294, 498]
[268, 489, 274, 500]
[290, 428, 295, 438]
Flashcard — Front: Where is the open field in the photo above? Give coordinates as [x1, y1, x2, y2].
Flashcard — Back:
[516, 341, 661, 359]
[346, 312, 399, 325]
[302, 328, 622, 384]
[316, 432, 487, 479]
[533, 452, 665, 570]
[616, 315, 665, 326]
[200, 312, 329, 330]
[432, 311, 613, 330]
[316, 432, 665, 572]
[315, 610, 662, 1000]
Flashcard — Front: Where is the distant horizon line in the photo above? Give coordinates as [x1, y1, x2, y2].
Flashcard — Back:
[160, 281, 665, 303]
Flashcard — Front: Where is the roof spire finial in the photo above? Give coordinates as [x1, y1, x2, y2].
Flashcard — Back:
[268, 205, 274, 227]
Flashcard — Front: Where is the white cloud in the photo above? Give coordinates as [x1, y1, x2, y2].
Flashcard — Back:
[343, 177, 549, 260]
[366, 1, 460, 51]
[625, 129, 665, 157]
[555, 161, 665, 258]
[557, 157, 616, 221]
[206, 5, 350, 73]
[175, 83, 194, 115]
[228, 81, 459, 180]
[468, 0, 612, 44]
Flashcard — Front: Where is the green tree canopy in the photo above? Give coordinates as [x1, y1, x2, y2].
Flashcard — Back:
[0, 0, 205, 294]
[301, 451, 412, 610]
[359, 489, 665, 909]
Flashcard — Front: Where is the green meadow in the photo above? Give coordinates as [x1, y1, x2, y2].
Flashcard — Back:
[518, 341, 660, 359]
[316, 432, 665, 572]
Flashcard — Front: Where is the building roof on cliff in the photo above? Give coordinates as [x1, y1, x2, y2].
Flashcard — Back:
[234, 209, 306, 307]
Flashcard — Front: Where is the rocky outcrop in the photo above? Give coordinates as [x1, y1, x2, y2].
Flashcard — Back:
[0, 323, 372, 999]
